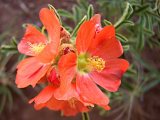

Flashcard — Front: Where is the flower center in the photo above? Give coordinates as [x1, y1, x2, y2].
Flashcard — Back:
[28, 42, 46, 55]
[87, 56, 105, 72]
[77, 54, 105, 73]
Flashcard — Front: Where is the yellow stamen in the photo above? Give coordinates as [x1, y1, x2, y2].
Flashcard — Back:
[27, 42, 46, 55]
[87, 56, 105, 72]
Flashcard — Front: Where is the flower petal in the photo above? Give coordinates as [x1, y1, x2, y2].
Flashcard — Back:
[62, 100, 89, 116]
[29, 85, 55, 105]
[91, 26, 123, 60]
[55, 84, 79, 101]
[39, 8, 60, 45]
[90, 14, 101, 25]
[54, 52, 77, 100]
[76, 74, 109, 106]
[38, 8, 61, 63]
[16, 57, 50, 88]
[100, 105, 111, 110]
[90, 59, 129, 92]
[46, 96, 64, 111]
[36, 44, 58, 63]
[76, 20, 97, 53]
[18, 24, 46, 56]
[34, 103, 46, 110]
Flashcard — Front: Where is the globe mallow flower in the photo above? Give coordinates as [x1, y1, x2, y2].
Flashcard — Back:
[16, 8, 61, 88]
[54, 14, 129, 108]
[29, 69, 90, 116]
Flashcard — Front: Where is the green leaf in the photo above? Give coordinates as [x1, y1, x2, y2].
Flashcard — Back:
[123, 45, 130, 51]
[145, 13, 152, 31]
[141, 14, 146, 28]
[18, 54, 26, 62]
[125, 4, 134, 19]
[135, 4, 150, 14]
[122, 80, 134, 91]
[72, 5, 82, 23]
[63, 26, 73, 33]
[57, 9, 73, 19]
[114, 2, 133, 29]
[11, 37, 18, 47]
[121, 20, 135, 26]
[0, 86, 13, 113]
[0, 95, 6, 113]
[143, 79, 160, 92]
[136, 27, 145, 50]
[78, 0, 89, 11]
[147, 10, 160, 22]
[71, 15, 87, 37]
[6, 89, 13, 110]
[103, 19, 112, 26]
[116, 33, 128, 43]
[143, 27, 154, 36]
[1, 45, 17, 53]
[87, 4, 94, 20]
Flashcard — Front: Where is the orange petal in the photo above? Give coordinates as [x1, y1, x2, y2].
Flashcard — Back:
[29, 85, 55, 105]
[39, 8, 60, 44]
[100, 105, 111, 110]
[16, 57, 51, 88]
[34, 103, 46, 110]
[90, 59, 129, 92]
[90, 14, 101, 25]
[29, 85, 63, 111]
[62, 100, 89, 116]
[76, 74, 109, 106]
[36, 44, 57, 63]
[106, 59, 129, 73]
[54, 52, 77, 100]
[46, 96, 64, 111]
[90, 26, 123, 60]
[76, 20, 97, 53]
[18, 24, 46, 56]
[38, 8, 61, 63]
[55, 84, 79, 101]
[75, 100, 89, 113]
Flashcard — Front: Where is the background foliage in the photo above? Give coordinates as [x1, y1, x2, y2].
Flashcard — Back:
[0, 0, 160, 120]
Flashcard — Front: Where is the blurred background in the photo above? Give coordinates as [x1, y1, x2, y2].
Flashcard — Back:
[0, 0, 160, 120]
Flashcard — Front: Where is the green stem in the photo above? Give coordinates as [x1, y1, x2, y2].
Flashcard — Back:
[71, 15, 87, 37]
[82, 112, 90, 120]
[114, 2, 131, 29]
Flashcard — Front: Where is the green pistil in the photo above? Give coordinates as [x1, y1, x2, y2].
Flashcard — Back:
[77, 53, 90, 74]
[77, 53, 106, 74]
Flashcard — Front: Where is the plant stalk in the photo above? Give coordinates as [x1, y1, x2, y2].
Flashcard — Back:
[82, 112, 90, 120]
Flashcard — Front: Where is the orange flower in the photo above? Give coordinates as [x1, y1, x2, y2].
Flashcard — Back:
[29, 70, 90, 116]
[55, 15, 129, 108]
[29, 68, 92, 116]
[16, 8, 61, 88]
[29, 85, 90, 116]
